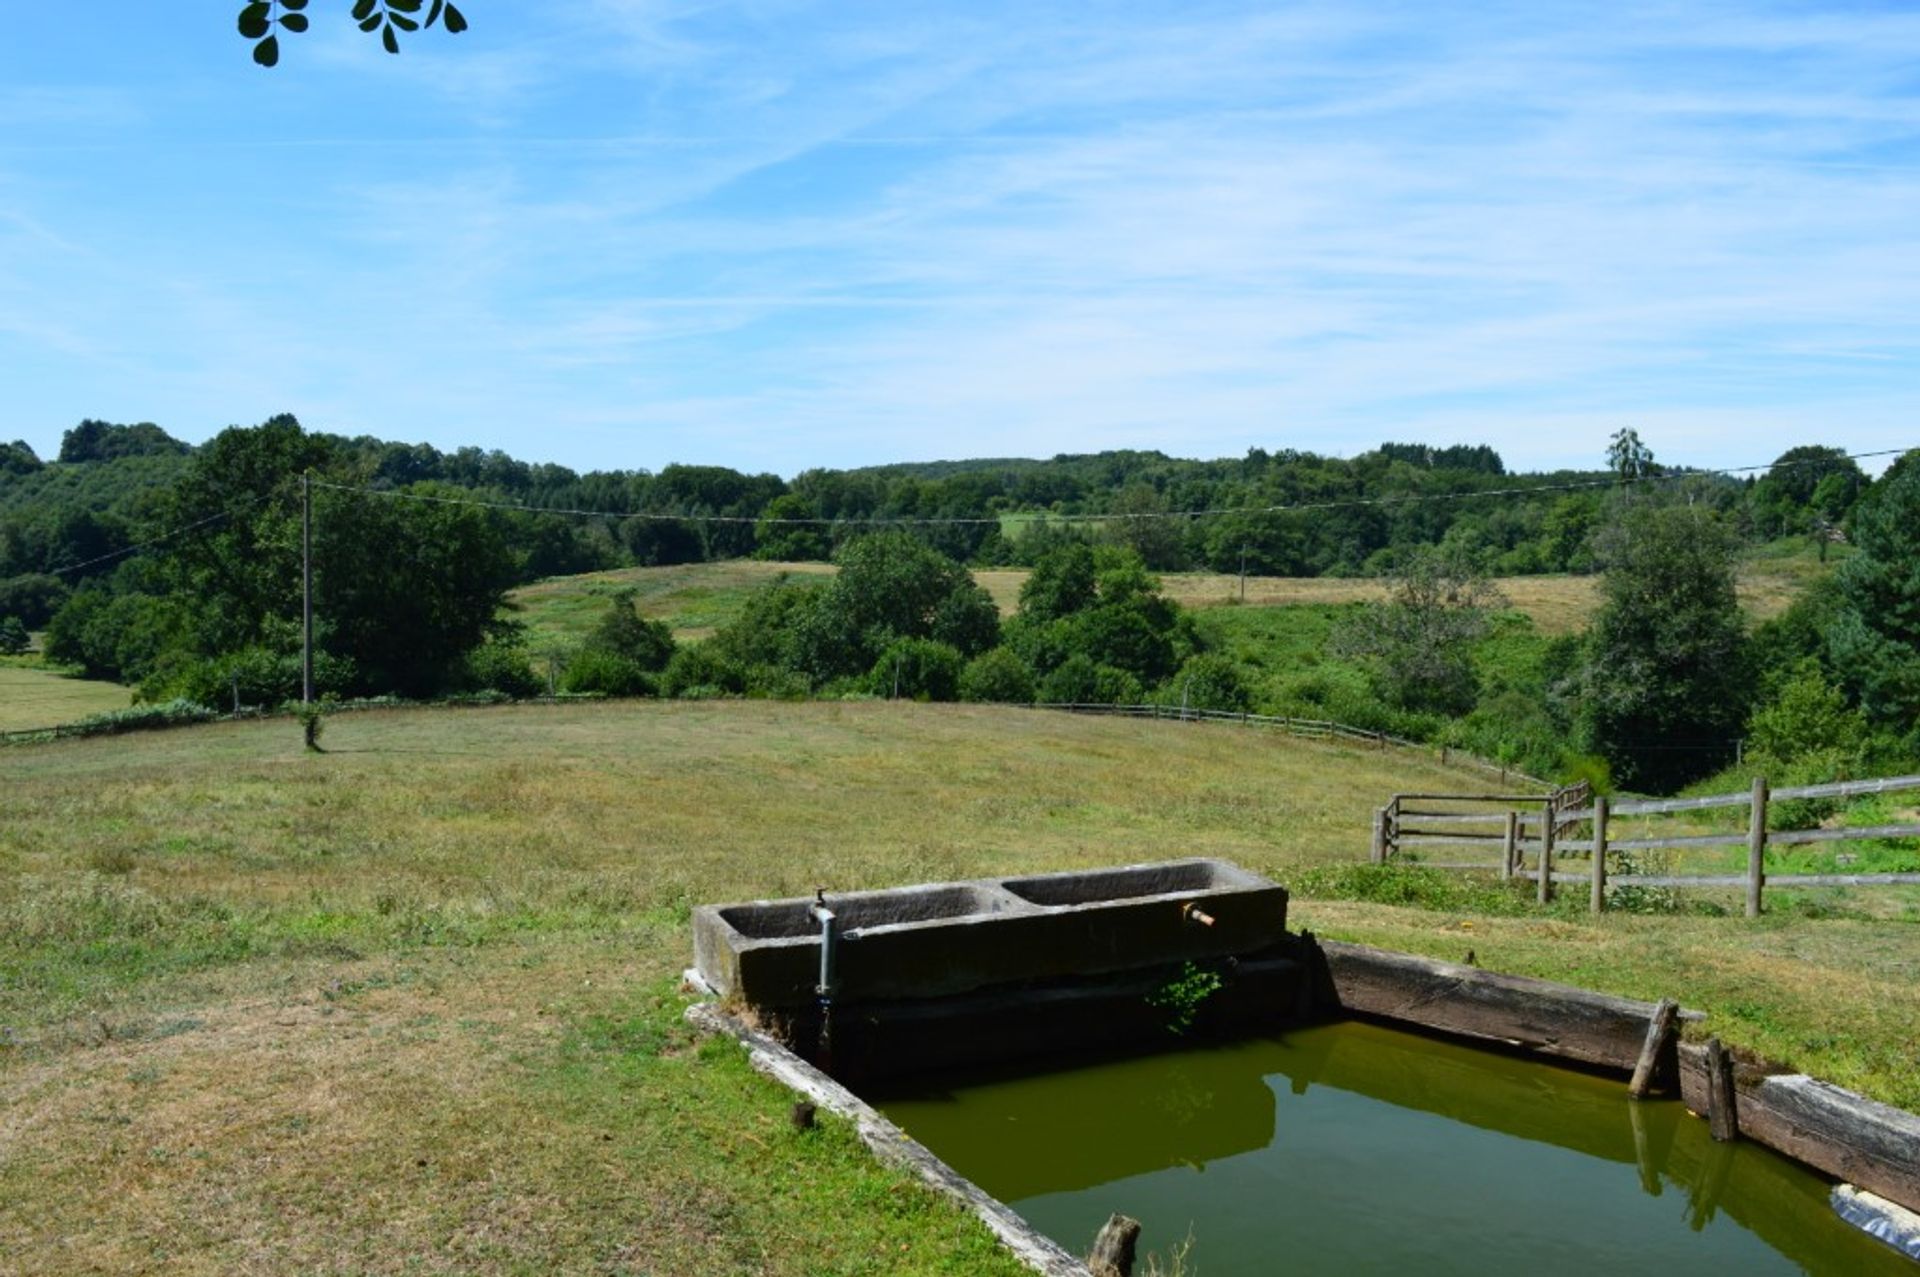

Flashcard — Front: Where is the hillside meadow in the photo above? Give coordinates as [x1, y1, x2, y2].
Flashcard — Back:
[508, 539, 1836, 648]
[3, 700, 1918, 1274]
[0, 662, 132, 733]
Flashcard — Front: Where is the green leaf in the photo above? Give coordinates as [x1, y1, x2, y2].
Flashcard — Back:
[359, 13, 383, 32]
[279, 13, 310, 33]
[351, 0, 378, 20]
[282, 0, 309, 9]
[390, 13, 420, 32]
[237, 3, 272, 39]
[426, 0, 444, 28]
[443, 4, 467, 34]
[390, 0, 425, 11]
[252, 34, 280, 67]
[381, 23, 401, 54]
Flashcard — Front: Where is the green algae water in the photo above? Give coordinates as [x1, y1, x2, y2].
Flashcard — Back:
[875, 1021, 1911, 1275]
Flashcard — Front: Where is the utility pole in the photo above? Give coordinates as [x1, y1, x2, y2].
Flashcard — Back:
[1239, 544, 1247, 602]
[302, 469, 313, 705]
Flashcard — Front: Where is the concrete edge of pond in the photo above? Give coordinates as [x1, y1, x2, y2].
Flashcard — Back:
[683, 994, 1094, 1277]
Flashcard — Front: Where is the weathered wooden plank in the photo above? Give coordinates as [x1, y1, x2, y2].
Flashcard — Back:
[1612, 872, 1920, 888]
[1316, 939, 1695, 1072]
[1677, 1042, 1920, 1214]
[1086, 1215, 1140, 1277]
[1628, 997, 1677, 1099]
[1768, 824, 1920, 847]
[1707, 1038, 1739, 1141]
[686, 1003, 1092, 1276]
[1772, 773, 1920, 803]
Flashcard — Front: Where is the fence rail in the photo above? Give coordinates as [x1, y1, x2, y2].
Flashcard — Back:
[1022, 703, 1550, 786]
[1373, 773, 1920, 916]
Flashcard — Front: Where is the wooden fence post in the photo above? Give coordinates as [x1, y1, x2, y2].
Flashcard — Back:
[1590, 794, 1610, 914]
[1747, 776, 1769, 918]
[1537, 799, 1555, 904]
[1706, 1037, 1739, 1142]
[1371, 808, 1387, 865]
[1500, 809, 1518, 881]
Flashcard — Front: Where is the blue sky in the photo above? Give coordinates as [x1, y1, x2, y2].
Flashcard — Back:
[2, 2, 1917, 477]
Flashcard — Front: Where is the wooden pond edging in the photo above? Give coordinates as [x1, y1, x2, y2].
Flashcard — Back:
[683, 999, 1095, 1277]
[1319, 939, 1920, 1240]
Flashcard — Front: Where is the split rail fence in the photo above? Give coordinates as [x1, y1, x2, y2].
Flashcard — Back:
[1372, 774, 1920, 916]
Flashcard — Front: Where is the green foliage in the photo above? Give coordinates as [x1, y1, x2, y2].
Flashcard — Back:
[1160, 652, 1251, 713]
[560, 649, 659, 698]
[1828, 451, 1920, 729]
[237, 0, 467, 67]
[1290, 862, 1534, 915]
[870, 638, 964, 702]
[659, 643, 745, 699]
[57, 420, 190, 465]
[753, 493, 829, 561]
[583, 594, 676, 671]
[0, 615, 29, 655]
[0, 440, 41, 476]
[461, 636, 543, 699]
[958, 647, 1037, 704]
[1146, 962, 1224, 1035]
[1332, 546, 1501, 715]
[1038, 653, 1143, 705]
[1747, 659, 1867, 764]
[0, 573, 69, 629]
[1578, 500, 1749, 792]
[296, 698, 328, 751]
[1749, 446, 1865, 538]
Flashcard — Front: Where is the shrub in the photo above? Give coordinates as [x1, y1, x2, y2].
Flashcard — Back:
[1038, 654, 1142, 706]
[462, 637, 543, 699]
[0, 616, 28, 656]
[958, 648, 1037, 704]
[660, 643, 744, 699]
[1159, 653, 1251, 713]
[869, 638, 964, 702]
[0, 574, 68, 629]
[560, 648, 658, 698]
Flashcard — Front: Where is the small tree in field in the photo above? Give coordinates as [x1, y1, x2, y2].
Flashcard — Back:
[0, 615, 30, 655]
[1577, 500, 1748, 792]
[1333, 547, 1503, 716]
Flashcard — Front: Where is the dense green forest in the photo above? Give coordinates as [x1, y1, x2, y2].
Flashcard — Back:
[2, 415, 1913, 793]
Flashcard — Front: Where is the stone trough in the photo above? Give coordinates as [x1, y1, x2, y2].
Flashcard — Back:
[692, 856, 1290, 1010]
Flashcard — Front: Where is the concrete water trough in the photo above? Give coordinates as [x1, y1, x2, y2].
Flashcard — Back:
[692, 857, 1289, 1011]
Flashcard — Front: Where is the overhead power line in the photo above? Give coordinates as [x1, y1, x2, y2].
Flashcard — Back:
[310, 445, 1911, 529]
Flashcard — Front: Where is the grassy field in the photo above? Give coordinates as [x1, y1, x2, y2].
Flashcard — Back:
[3, 701, 1917, 1274]
[0, 662, 132, 732]
[509, 540, 1833, 646]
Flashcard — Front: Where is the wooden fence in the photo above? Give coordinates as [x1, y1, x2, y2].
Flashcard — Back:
[1373, 774, 1920, 916]
[1024, 703, 1548, 787]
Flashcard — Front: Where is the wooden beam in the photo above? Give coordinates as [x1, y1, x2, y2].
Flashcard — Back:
[1087, 1214, 1141, 1277]
[1316, 939, 1699, 1072]
[1706, 1037, 1739, 1141]
[1628, 997, 1678, 1099]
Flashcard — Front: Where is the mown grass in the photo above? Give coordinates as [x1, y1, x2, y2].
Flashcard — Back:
[0, 663, 133, 732]
[3, 701, 1915, 1273]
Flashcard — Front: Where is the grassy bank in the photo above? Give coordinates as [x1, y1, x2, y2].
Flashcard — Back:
[0, 662, 132, 732]
[3, 701, 1915, 1273]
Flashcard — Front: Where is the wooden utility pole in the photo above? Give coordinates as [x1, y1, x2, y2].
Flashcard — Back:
[1746, 776, 1769, 918]
[1239, 544, 1247, 602]
[1537, 798, 1555, 904]
[301, 469, 313, 705]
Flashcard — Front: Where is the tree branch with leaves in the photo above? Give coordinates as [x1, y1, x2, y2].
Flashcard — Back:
[238, 0, 468, 67]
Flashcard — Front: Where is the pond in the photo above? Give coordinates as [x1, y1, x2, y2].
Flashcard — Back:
[875, 1020, 1910, 1275]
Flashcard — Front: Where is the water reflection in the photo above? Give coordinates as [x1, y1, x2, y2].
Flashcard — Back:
[876, 1021, 1906, 1276]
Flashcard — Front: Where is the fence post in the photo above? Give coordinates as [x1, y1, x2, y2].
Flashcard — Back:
[1590, 794, 1610, 914]
[1537, 799, 1555, 904]
[1747, 776, 1769, 918]
[1500, 809, 1518, 881]
[1371, 808, 1387, 865]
